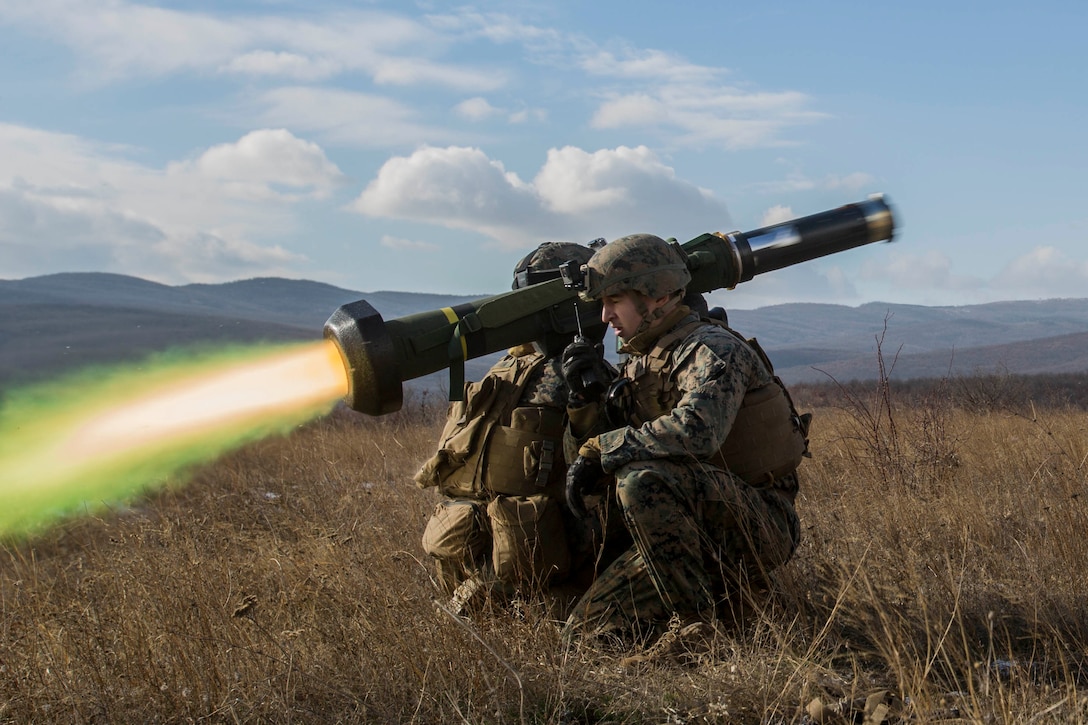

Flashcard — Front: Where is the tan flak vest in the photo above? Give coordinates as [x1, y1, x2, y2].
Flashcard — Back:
[415, 349, 573, 584]
[618, 318, 811, 486]
[413, 350, 567, 500]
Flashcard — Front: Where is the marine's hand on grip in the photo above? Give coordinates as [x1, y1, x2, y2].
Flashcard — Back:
[561, 338, 614, 403]
[565, 454, 607, 520]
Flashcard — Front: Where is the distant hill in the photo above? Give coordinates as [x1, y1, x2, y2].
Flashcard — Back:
[0, 273, 493, 398]
[3, 273, 1088, 401]
[724, 298, 1088, 383]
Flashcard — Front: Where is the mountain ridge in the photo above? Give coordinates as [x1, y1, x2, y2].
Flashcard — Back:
[3, 273, 1087, 392]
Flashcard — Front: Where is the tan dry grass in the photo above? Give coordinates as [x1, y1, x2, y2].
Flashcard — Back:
[2, 384, 1088, 723]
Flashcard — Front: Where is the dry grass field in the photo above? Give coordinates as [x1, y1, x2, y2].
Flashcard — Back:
[2, 374, 1088, 723]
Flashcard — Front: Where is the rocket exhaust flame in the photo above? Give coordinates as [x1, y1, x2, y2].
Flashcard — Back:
[0, 340, 349, 537]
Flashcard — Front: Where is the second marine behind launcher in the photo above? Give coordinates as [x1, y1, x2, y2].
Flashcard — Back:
[413, 242, 630, 615]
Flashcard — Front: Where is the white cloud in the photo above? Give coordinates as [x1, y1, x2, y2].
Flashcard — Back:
[0, 185, 304, 283]
[583, 44, 828, 150]
[0, 1, 503, 90]
[351, 146, 544, 243]
[251, 87, 459, 148]
[455, 97, 502, 121]
[703, 263, 859, 310]
[422, 10, 827, 150]
[380, 235, 440, 252]
[849, 244, 1088, 305]
[534, 145, 710, 217]
[426, 10, 569, 53]
[760, 205, 795, 227]
[168, 129, 347, 201]
[369, 57, 506, 90]
[860, 249, 960, 290]
[453, 97, 546, 125]
[219, 51, 343, 81]
[508, 107, 547, 124]
[991, 246, 1088, 298]
[590, 86, 826, 149]
[351, 144, 731, 248]
[581, 49, 722, 83]
[0, 123, 327, 283]
[754, 170, 878, 195]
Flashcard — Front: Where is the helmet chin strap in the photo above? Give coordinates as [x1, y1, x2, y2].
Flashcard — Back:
[630, 290, 683, 339]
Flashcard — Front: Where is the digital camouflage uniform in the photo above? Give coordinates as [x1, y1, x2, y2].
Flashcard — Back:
[563, 235, 805, 638]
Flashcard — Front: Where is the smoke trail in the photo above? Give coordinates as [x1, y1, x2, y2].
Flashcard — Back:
[0, 340, 349, 537]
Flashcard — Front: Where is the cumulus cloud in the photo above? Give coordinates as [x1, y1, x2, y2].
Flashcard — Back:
[168, 129, 347, 201]
[0, 185, 303, 283]
[351, 146, 544, 243]
[860, 249, 960, 290]
[454, 97, 502, 121]
[991, 246, 1088, 298]
[760, 205, 795, 227]
[847, 243, 1088, 305]
[350, 144, 731, 248]
[0, 123, 331, 283]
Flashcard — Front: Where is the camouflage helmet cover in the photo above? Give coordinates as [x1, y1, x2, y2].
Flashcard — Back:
[511, 241, 596, 289]
[581, 234, 692, 301]
[509, 241, 607, 355]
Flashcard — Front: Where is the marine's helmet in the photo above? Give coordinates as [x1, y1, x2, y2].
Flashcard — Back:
[511, 241, 606, 356]
[580, 234, 691, 302]
[511, 242, 595, 290]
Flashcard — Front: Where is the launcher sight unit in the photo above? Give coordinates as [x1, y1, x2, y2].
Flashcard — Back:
[324, 194, 896, 416]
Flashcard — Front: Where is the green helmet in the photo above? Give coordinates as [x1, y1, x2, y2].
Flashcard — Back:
[510, 241, 605, 355]
[511, 241, 595, 290]
[581, 234, 691, 301]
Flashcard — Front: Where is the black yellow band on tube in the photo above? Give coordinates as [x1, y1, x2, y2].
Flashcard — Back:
[440, 307, 468, 361]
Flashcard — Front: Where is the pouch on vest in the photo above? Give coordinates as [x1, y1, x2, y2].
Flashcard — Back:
[484, 405, 566, 497]
[718, 379, 807, 485]
[413, 356, 547, 499]
[488, 495, 570, 585]
[421, 498, 490, 562]
[413, 373, 508, 498]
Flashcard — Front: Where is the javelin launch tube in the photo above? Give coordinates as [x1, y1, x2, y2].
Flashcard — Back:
[324, 194, 896, 415]
[682, 194, 895, 292]
[323, 279, 599, 415]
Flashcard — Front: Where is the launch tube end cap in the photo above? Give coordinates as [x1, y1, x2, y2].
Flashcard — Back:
[323, 300, 403, 416]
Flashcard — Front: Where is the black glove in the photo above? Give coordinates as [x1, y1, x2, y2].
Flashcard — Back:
[565, 454, 607, 519]
[561, 338, 612, 402]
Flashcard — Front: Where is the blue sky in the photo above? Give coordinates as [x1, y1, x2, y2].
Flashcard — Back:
[1, 0, 1085, 310]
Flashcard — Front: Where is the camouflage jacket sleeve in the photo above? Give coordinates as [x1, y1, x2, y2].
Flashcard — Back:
[522, 355, 570, 409]
[597, 326, 770, 473]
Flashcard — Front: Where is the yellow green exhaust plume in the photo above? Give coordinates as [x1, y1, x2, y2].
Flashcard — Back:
[0, 340, 349, 537]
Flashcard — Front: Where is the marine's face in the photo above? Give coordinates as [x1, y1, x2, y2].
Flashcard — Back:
[601, 291, 651, 340]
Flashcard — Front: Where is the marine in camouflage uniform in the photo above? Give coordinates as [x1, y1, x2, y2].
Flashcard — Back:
[414, 242, 629, 614]
[560, 234, 806, 639]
